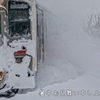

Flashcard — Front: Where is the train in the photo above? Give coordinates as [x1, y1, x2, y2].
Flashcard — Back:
[0, 0, 44, 97]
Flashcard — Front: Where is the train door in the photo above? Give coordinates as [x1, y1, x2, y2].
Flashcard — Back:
[37, 6, 44, 63]
[0, 14, 3, 45]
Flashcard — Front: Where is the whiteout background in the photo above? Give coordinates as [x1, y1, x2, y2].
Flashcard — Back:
[2, 0, 100, 100]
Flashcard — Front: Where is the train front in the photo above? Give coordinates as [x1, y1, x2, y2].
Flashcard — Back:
[0, 0, 37, 97]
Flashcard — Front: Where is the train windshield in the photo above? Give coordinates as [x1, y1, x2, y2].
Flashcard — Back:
[8, 1, 31, 37]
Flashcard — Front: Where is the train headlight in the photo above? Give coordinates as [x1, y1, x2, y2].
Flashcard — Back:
[0, 71, 3, 84]
[0, 2, 3, 6]
[0, 71, 3, 78]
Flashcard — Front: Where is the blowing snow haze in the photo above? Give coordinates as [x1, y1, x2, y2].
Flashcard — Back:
[36, 0, 100, 88]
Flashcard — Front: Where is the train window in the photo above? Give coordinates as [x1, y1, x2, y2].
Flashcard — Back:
[8, 1, 31, 37]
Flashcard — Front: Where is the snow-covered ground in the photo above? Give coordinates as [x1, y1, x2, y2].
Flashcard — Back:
[2, 0, 100, 99]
